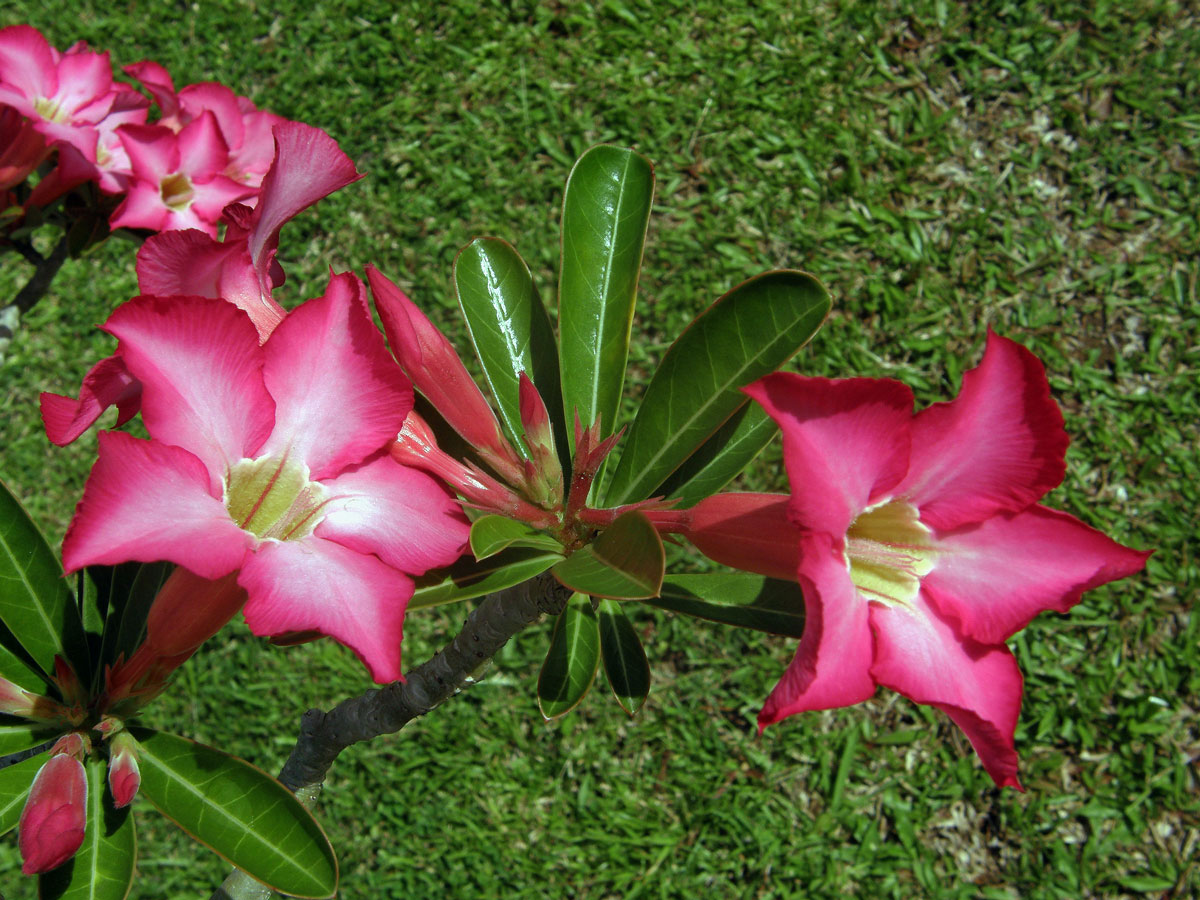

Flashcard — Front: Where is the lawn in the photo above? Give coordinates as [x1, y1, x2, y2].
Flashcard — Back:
[1, 1, 1196, 897]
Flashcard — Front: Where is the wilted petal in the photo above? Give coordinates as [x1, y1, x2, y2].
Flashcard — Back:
[104, 295, 274, 482]
[745, 373, 913, 536]
[63, 431, 252, 578]
[901, 331, 1069, 531]
[923, 505, 1151, 645]
[257, 272, 411, 480]
[317, 456, 469, 575]
[239, 537, 414, 683]
[869, 593, 1024, 789]
[759, 531, 876, 726]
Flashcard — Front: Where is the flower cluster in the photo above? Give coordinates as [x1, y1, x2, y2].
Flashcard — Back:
[0, 24, 288, 235]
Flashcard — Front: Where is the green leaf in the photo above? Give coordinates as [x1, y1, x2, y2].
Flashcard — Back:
[0, 751, 45, 837]
[90, 562, 173, 672]
[39, 757, 136, 900]
[537, 593, 600, 718]
[133, 729, 337, 898]
[469, 516, 563, 561]
[557, 145, 654, 450]
[0, 722, 59, 756]
[409, 548, 563, 611]
[650, 573, 806, 638]
[454, 237, 566, 459]
[551, 511, 664, 600]
[604, 270, 829, 506]
[0, 476, 89, 677]
[0, 638, 49, 693]
[655, 402, 779, 507]
[597, 599, 650, 715]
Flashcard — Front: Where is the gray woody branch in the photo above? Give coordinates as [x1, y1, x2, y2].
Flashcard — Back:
[213, 572, 570, 900]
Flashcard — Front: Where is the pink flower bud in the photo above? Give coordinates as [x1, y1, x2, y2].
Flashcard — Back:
[18, 751, 88, 874]
[518, 373, 563, 505]
[0, 676, 67, 721]
[107, 732, 140, 809]
[367, 265, 525, 485]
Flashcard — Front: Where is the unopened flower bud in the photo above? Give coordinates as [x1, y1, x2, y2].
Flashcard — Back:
[367, 265, 525, 485]
[518, 373, 563, 506]
[18, 746, 88, 874]
[107, 731, 141, 809]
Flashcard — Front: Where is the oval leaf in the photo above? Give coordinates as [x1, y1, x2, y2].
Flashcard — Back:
[0, 638, 49, 693]
[597, 599, 650, 716]
[454, 238, 566, 458]
[604, 270, 830, 506]
[557, 145, 654, 449]
[410, 548, 563, 611]
[469, 516, 563, 561]
[551, 511, 664, 600]
[655, 403, 779, 507]
[132, 729, 337, 898]
[0, 477, 89, 677]
[0, 751, 45, 837]
[39, 757, 136, 900]
[537, 593, 600, 719]
[650, 573, 806, 637]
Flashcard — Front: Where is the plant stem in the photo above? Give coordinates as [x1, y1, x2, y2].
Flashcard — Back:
[210, 572, 569, 900]
[0, 234, 70, 365]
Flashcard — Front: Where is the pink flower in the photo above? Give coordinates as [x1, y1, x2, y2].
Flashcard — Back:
[732, 332, 1149, 788]
[0, 25, 115, 162]
[18, 737, 89, 874]
[61, 273, 470, 682]
[109, 111, 252, 235]
[40, 122, 361, 445]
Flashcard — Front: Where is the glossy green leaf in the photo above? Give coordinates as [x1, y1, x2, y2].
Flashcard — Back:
[557, 145, 654, 450]
[655, 403, 779, 507]
[597, 599, 650, 715]
[133, 729, 337, 898]
[0, 477, 88, 677]
[39, 758, 136, 900]
[0, 637, 49, 693]
[469, 516, 563, 561]
[537, 593, 600, 718]
[551, 511, 664, 600]
[604, 270, 829, 506]
[97, 562, 173, 671]
[650, 573, 806, 638]
[0, 751, 45, 837]
[454, 237, 566, 458]
[0, 722, 59, 757]
[409, 548, 563, 611]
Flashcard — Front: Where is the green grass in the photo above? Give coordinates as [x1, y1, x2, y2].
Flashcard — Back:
[1, 1, 1197, 897]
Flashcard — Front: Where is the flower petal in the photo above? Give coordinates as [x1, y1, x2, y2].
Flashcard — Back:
[869, 593, 1024, 789]
[257, 272, 412, 480]
[759, 532, 876, 727]
[239, 537, 413, 683]
[63, 431, 251, 578]
[40, 353, 141, 446]
[316, 456, 469, 575]
[745, 372, 914, 535]
[901, 331, 1069, 531]
[682, 492, 802, 581]
[103, 295, 274, 484]
[923, 505, 1151, 645]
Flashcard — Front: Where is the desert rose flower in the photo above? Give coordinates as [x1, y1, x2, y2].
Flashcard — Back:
[40, 122, 361, 445]
[697, 332, 1150, 788]
[61, 273, 470, 682]
[109, 110, 252, 235]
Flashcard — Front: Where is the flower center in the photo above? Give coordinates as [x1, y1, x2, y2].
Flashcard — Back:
[844, 500, 935, 609]
[160, 173, 195, 211]
[33, 96, 68, 123]
[224, 455, 328, 542]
